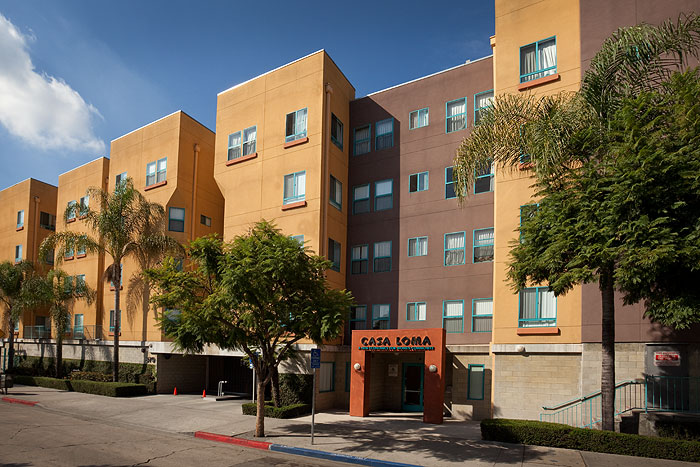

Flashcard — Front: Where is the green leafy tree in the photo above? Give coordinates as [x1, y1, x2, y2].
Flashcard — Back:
[146, 221, 353, 438]
[454, 15, 700, 431]
[21, 269, 95, 378]
[0, 260, 34, 371]
[40, 178, 180, 382]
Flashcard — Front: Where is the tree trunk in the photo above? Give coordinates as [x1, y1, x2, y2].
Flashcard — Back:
[113, 265, 121, 383]
[56, 333, 63, 379]
[271, 365, 281, 407]
[600, 266, 616, 431]
[255, 378, 266, 437]
[7, 316, 15, 371]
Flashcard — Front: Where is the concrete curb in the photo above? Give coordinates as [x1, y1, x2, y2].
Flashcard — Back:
[2, 396, 38, 406]
[194, 431, 421, 467]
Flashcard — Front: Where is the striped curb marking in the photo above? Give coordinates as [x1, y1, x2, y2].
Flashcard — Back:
[2, 397, 38, 406]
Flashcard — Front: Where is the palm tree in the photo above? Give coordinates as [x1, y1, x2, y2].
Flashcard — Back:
[0, 260, 34, 371]
[40, 178, 180, 382]
[22, 269, 95, 378]
[453, 15, 700, 431]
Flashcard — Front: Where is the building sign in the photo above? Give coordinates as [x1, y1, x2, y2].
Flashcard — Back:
[654, 351, 681, 366]
[359, 335, 435, 351]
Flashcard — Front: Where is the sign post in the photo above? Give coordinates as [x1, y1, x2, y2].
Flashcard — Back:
[310, 348, 321, 445]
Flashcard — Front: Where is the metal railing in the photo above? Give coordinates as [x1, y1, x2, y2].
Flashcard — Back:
[22, 325, 51, 339]
[69, 325, 103, 340]
[646, 375, 700, 413]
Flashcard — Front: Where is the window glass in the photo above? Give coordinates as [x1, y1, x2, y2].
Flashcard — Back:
[375, 118, 394, 150]
[373, 241, 392, 273]
[40, 211, 56, 231]
[443, 300, 464, 333]
[16, 210, 24, 228]
[330, 175, 342, 210]
[409, 108, 429, 129]
[319, 362, 334, 392]
[109, 309, 121, 332]
[14, 244, 22, 262]
[67, 200, 77, 220]
[407, 302, 426, 321]
[200, 215, 211, 227]
[354, 125, 371, 155]
[372, 304, 390, 329]
[350, 305, 367, 330]
[157, 158, 167, 183]
[353, 184, 370, 214]
[472, 299, 493, 332]
[519, 287, 556, 327]
[115, 172, 127, 187]
[351, 245, 368, 274]
[444, 232, 465, 266]
[146, 162, 156, 186]
[243, 126, 257, 156]
[169, 207, 185, 232]
[474, 91, 494, 124]
[375, 179, 393, 211]
[445, 167, 456, 199]
[331, 114, 343, 150]
[285, 108, 308, 142]
[408, 237, 428, 257]
[328, 238, 341, 272]
[283, 171, 306, 204]
[228, 131, 242, 160]
[520, 37, 557, 83]
[409, 172, 429, 193]
[446, 98, 467, 133]
[467, 365, 485, 400]
[473, 228, 494, 262]
[474, 161, 493, 194]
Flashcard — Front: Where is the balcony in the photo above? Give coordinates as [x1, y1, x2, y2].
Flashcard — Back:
[69, 325, 103, 340]
[22, 326, 51, 339]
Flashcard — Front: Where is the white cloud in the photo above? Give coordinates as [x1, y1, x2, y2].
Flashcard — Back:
[0, 14, 105, 153]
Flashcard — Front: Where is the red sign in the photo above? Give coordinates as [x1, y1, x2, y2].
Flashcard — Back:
[654, 351, 681, 366]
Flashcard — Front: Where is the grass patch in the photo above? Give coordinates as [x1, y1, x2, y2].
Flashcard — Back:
[241, 402, 311, 419]
[481, 418, 700, 463]
[13, 375, 147, 397]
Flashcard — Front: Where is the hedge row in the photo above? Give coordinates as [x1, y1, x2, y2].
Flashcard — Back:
[242, 402, 311, 419]
[13, 375, 147, 397]
[481, 418, 700, 463]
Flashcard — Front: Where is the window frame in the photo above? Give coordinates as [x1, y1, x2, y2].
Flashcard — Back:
[519, 36, 557, 83]
[14, 244, 22, 263]
[242, 126, 257, 156]
[372, 304, 390, 330]
[374, 118, 394, 151]
[467, 364, 485, 400]
[518, 286, 557, 328]
[67, 200, 77, 221]
[168, 207, 185, 233]
[351, 244, 368, 275]
[283, 170, 306, 205]
[445, 166, 457, 199]
[109, 309, 121, 333]
[409, 107, 429, 130]
[445, 97, 468, 133]
[407, 236, 428, 257]
[473, 90, 494, 125]
[285, 108, 308, 143]
[330, 175, 342, 211]
[16, 210, 24, 229]
[442, 300, 464, 333]
[328, 238, 341, 272]
[373, 241, 392, 273]
[409, 171, 429, 193]
[406, 301, 427, 322]
[290, 234, 304, 245]
[352, 184, 370, 215]
[200, 214, 212, 227]
[76, 235, 87, 256]
[353, 124, 371, 156]
[444, 231, 466, 266]
[227, 130, 242, 160]
[374, 179, 393, 211]
[473, 228, 494, 263]
[331, 114, 343, 150]
[474, 161, 494, 194]
[115, 172, 127, 187]
[350, 305, 367, 330]
[471, 298, 493, 333]
[319, 361, 335, 393]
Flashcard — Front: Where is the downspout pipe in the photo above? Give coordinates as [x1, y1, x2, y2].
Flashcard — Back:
[321, 83, 333, 256]
[190, 144, 200, 242]
[32, 196, 40, 262]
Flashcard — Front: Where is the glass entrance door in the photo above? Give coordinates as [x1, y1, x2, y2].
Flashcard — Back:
[402, 363, 424, 412]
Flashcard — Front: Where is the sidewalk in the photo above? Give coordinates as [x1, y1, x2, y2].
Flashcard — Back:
[3, 385, 693, 467]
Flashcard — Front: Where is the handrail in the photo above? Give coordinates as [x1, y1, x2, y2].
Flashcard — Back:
[542, 379, 642, 411]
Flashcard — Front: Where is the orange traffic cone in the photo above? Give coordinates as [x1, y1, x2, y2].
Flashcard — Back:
[173, 387, 177, 396]
[202, 389, 206, 398]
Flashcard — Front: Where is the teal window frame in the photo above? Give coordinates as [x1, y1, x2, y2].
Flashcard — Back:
[407, 236, 428, 257]
[409, 108, 429, 130]
[16, 210, 24, 229]
[328, 238, 341, 272]
[14, 244, 22, 263]
[352, 184, 370, 214]
[372, 304, 390, 329]
[67, 200, 77, 221]
[76, 274, 86, 288]
[518, 286, 557, 328]
[350, 305, 367, 330]
[146, 157, 167, 186]
[168, 207, 185, 232]
[351, 244, 368, 275]
[467, 364, 485, 400]
[442, 300, 464, 333]
[227, 130, 242, 160]
[109, 309, 121, 333]
[473, 228, 494, 263]
[471, 298, 493, 333]
[76, 235, 86, 256]
[345, 362, 350, 392]
[373, 241, 392, 273]
[519, 36, 557, 83]
[374, 179, 393, 211]
[473, 90, 494, 125]
[74, 314, 84, 335]
[290, 235, 304, 245]
[406, 302, 426, 321]
[115, 172, 127, 187]
[445, 167, 456, 199]
[445, 97, 467, 133]
[375, 118, 394, 151]
[474, 161, 493, 194]
[330, 175, 342, 210]
[444, 231, 466, 266]
[285, 108, 308, 143]
[283, 171, 306, 204]
[64, 242, 74, 259]
[319, 361, 335, 392]
[353, 124, 371, 156]
[409, 171, 429, 193]
[79, 195, 89, 216]
[331, 113, 343, 150]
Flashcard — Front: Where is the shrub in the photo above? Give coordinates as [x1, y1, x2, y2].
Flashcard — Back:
[241, 402, 311, 419]
[481, 418, 700, 463]
[70, 380, 148, 397]
[279, 373, 313, 406]
[69, 371, 112, 382]
[13, 375, 72, 391]
[656, 420, 700, 441]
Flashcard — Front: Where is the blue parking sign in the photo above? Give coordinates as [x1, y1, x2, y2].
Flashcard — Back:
[310, 348, 321, 369]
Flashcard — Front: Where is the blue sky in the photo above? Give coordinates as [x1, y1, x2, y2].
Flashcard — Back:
[0, 1, 494, 190]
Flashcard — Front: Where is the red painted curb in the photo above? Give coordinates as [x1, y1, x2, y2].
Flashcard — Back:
[194, 431, 271, 450]
[2, 397, 38, 406]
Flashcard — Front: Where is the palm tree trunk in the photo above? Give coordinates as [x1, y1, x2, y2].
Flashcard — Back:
[271, 365, 281, 407]
[255, 375, 266, 437]
[113, 266, 121, 383]
[56, 332, 63, 379]
[7, 316, 15, 371]
[600, 266, 616, 431]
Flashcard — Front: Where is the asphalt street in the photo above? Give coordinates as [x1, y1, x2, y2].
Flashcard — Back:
[0, 402, 347, 467]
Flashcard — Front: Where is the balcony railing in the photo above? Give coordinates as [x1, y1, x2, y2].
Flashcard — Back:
[69, 325, 103, 340]
[22, 326, 51, 339]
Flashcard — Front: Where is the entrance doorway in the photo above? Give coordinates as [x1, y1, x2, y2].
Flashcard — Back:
[402, 363, 424, 412]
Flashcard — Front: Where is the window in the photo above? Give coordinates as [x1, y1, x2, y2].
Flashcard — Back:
[474, 161, 493, 194]
[40, 211, 56, 231]
[67, 200, 77, 221]
[351, 245, 368, 275]
[373, 241, 391, 273]
[407, 302, 426, 321]
[375, 118, 394, 151]
[283, 171, 306, 204]
[16, 210, 24, 229]
[285, 108, 308, 143]
[79, 195, 89, 216]
[45, 249, 54, 265]
[473, 228, 494, 263]
[353, 125, 371, 155]
[408, 237, 427, 257]
[445, 167, 457, 199]
[14, 244, 22, 263]
[350, 305, 367, 330]
[472, 299, 493, 332]
[328, 238, 341, 272]
[443, 300, 464, 333]
[409, 108, 429, 130]
[200, 215, 211, 227]
[519, 287, 557, 327]
[76, 235, 86, 256]
[110, 264, 123, 288]
[290, 235, 304, 245]
[374, 179, 393, 211]
[164, 309, 181, 323]
[372, 304, 390, 329]
[228, 131, 241, 160]
[446, 98, 467, 133]
[352, 184, 370, 214]
[115, 172, 127, 187]
[467, 364, 485, 400]
[474, 90, 494, 125]
[168, 207, 185, 232]
[243, 126, 257, 156]
[64, 242, 74, 259]
[319, 362, 334, 392]
[109, 309, 121, 333]
[74, 314, 84, 337]
[444, 232, 466, 266]
[409, 172, 429, 193]
[146, 158, 167, 186]
[520, 37, 557, 83]
[64, 275, 73, 293]
[331, 114, 343, 150]
[76, 274, 86, 288]
[330, 175, 342, 210]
